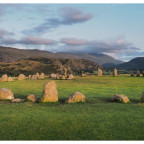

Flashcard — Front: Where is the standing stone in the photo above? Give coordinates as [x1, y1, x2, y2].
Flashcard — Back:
[67, 74, 74, 80]
[7, 77, 13, 82]
[136, 71, 140, 77]
[140, 92, 144, 102]
[64, 67, 67, 78]
[61, 75, 66, 80]
[41, 81, 58, 103]
[56, 75, 60, 80]
[131, 73, 135, 77]
[35, 72, 39, 78]
[81, 73, 86, 77]
[0, 88, 14, 100]
[142, 71, 144, 77]
[66, 92, 86, 103]
[28, 75, 32, 79]
[27, 94, 38, 103]
[12, 98, 25, 103]
[1, 74, 8, 82]
[18, 74, 25, 80]
[31, 75, 38, 80]
[38, 73, 45, 80]
[50, 74, 57, 79]
[113, 68, 118, 76]
[112, 94, 130, 103]
[98, 68, 103, 76]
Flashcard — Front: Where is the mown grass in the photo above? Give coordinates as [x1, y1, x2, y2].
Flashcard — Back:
[0, 75, 144, 140]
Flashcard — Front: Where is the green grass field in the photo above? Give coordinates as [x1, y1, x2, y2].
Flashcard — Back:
[0, 75, 144, 140]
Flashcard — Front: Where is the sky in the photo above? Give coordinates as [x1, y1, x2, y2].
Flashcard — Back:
[0, 4, 144, 61]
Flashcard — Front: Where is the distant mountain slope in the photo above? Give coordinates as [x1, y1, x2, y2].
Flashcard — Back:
[0, 46, 123, 65]
[116, 57, 144, 70]
[0, 57, 101, 76]
[88, 53, 123, 65]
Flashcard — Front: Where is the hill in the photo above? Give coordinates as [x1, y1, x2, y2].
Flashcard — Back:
[116, 57, 144, 70]
[0, 46, 123, 65]
[0, 57, 101, 76]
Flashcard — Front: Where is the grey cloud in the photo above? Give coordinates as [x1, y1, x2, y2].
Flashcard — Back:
[58, 38, 140, 54]
[0, 36, 56, 45]
[0, 29, 14, 38]
[60, 38, 89, 46]
[23, 7, 93, 35]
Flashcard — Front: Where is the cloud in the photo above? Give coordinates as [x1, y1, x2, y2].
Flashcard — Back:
[23, 7, 93, 35]
[0, 36, 56, 45]
[60, 38, 89, 46]
[0, 29, 14, 38]
[57, 37, 140, 55]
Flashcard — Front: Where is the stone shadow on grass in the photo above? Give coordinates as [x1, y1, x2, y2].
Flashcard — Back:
[86, 97, 112, 104]
[129, 98, 140, 104]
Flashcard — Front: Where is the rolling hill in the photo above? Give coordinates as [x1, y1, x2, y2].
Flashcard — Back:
[0, 57, 101, 76]
[0, 46, 123, 65]
[116, 57, 144, 70]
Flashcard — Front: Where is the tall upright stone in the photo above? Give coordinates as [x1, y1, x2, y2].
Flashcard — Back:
[28, 75, 32, 79]
[113, 68, 118, 77]
[41, 81, 58, 103]
[136, 71, 140, 77]
[38, 73, 45, 80]
[35, 72, 39, 78]
[64, 67, 67, 78]
[98, 68, 102, 76]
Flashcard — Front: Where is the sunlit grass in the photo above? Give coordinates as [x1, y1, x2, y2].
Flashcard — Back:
[0, 76, 144, 140]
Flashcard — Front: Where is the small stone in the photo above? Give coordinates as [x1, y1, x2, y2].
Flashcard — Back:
[27, 94, 38, 102]
[7, 77, 13, 82]
[66, 92, 86, 103]
[12, 98, 25, 103]
[112, 94, 130, 103]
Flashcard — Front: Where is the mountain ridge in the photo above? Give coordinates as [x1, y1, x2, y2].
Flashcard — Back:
[0, 46, 123, 65]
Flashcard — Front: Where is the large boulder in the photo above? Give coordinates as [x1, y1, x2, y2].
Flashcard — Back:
[27, 94, 38, 102]
[112, 94, 130, 103]
[18, 74, 25, 80]
[98, 68, 102, 76]
[38, 73, 45, 80]
[41, 81, 58, 103]
[7, 77, 13, 82]
[66, 92, 86, 103]
[1, 74, 8, 82]
[0, 88, 14, 100]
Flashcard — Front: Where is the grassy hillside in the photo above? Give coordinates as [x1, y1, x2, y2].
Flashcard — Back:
[0, 57, 101, 76]
[117, 57, 144, 71]
[0, 76, 144, 140]
[0, 46, 123, 65]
